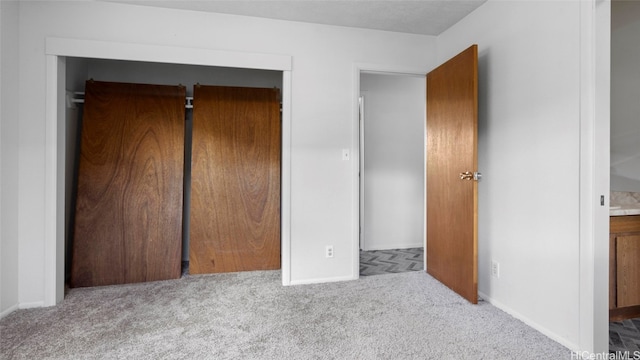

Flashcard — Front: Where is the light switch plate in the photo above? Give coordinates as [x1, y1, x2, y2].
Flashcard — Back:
[342, 149, 350, 161]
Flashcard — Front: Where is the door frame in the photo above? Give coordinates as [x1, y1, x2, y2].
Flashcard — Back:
[352, 63, 430, 278]
[578, 0, 610, 354]
[358, 94, 366, 250]
[43, 37, 293, 305]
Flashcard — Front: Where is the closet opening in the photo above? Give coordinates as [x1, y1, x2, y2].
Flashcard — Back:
[62, 57, 285, 289]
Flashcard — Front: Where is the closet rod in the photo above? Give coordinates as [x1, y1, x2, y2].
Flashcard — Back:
[72, 90, 282, 111]
[72, 92, 194, 109]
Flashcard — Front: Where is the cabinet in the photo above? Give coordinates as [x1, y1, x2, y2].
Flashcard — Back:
[609, 215, 640, 321]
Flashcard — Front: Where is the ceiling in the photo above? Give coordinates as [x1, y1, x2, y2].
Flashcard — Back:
[104, 0, 488, 36]
[612, 0, 640, 30]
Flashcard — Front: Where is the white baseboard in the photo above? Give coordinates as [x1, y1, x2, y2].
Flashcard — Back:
[289, 274, 357, 286]
[19, 301, 45, 310]
[0, 299, 42, 318]
[478, 291, 579, 353]
[0, 303, 19, 319]
[362, 243, 423, 251]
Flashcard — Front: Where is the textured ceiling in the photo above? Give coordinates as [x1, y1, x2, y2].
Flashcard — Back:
[104, 0, 487, 35]
[612, 0, 640, 30]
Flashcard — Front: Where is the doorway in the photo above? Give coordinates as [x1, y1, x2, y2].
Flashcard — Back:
[358, 71, 426, 277]
[609, 0, 640, 353]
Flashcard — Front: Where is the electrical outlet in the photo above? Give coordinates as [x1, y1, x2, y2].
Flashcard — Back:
[326, 245, 334, 258]
[491, 260, 500, 278]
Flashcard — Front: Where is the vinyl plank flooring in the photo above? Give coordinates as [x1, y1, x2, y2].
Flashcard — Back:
[360, 248, 424, 277]
[610, 318, 640, 354]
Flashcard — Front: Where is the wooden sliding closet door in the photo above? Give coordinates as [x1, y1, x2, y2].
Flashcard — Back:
[71, 81, 185, 288]
[190, 85, 281, 274]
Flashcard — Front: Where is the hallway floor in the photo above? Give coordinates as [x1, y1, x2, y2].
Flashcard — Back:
[359, 247, 423, 277]
[610, 318, 640, 354]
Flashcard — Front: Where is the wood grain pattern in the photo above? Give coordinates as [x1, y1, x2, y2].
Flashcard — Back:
[610, 305, 640, 322]
[426, 45, 478, 304]
[189, 85, 281, 274]
[609, 215, 640, 319]
[616, 234, 640, 307]
[610, 214, 640, 233]
[71, 81, 185, 287]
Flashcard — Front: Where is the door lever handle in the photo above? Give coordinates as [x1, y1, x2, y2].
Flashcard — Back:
[460, 171, 482, 181]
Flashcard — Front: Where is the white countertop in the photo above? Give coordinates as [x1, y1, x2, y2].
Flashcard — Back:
[610, 191, 640, 216]
[610, 205, 640, 217]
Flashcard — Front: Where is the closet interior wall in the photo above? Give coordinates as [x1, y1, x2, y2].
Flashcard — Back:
[64, 58, 283, 282]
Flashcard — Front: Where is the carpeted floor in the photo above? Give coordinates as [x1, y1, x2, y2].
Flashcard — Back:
[359, 248, 639, 356]
[0, 270, 572, 359]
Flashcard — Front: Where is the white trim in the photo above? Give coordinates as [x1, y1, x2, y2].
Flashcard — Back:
[281, 70, 292, 286]
[592, 1, 611, 351]
[355, 63, 430, 77]
[578, 0, 596, 350]
[0, 304, 19, 319]
[352, 63, 430, 280]
[423, 84, 428, 273]
[363, 243, 425, 251]
[352, 67, 362, 279]
[44, 37, 293, 304]
[44, 55, 57, 306]
[289, 275, 356, 286]
[479, 291, 579, 352]
[45, 38, 292, 71]
[44, 55, 62, 306]
[578, 0, 610, 354]
[18, 301, 45, 310]
[358, 94, 365, 251]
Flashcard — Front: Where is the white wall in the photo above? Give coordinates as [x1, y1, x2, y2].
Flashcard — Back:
[437, 0, 582, 350]
[13, 0, 437, 306]
[1, 0, 20, 318]
[85, 60, 283, 95]
[611, 2, 640, 192]
[360, 73, 425, 251]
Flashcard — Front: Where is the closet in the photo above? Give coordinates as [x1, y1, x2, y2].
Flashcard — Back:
[68, 64, 282, 287]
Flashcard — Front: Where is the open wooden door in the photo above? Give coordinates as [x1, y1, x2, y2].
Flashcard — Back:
[426, 45, 479, 304]
[189, 85, 281, 274]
